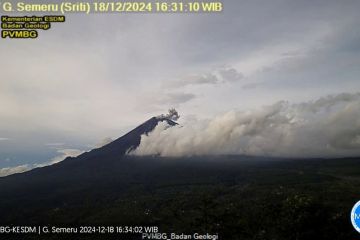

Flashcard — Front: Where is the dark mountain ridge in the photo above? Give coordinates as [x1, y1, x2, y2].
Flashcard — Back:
[61, 116, 177, 164]
[0, 116, 359, 240]
[0, 116, 177, 216]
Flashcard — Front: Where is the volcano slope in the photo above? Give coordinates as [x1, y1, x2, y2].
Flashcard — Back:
[0, 117, 359, 240]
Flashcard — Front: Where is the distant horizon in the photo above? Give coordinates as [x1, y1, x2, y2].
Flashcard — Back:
[1, 0, 360, 175]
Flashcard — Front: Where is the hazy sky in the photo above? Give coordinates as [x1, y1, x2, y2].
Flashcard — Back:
[1, 0, 360, 169]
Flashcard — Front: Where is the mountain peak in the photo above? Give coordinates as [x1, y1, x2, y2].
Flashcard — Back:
[156, 108, 180, 121]
[66, 113, 178, 163]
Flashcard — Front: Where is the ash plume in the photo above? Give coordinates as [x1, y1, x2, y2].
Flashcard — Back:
[157, 108, 180, 121]
[132, 93, 360, 158]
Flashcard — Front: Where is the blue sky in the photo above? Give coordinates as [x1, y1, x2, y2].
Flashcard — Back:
[1, 0, 360, 172]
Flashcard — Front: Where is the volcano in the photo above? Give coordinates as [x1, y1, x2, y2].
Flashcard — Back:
[68, 115, 177, 163]
[0, 115, 177, 221]
[0, 114, 359, 240]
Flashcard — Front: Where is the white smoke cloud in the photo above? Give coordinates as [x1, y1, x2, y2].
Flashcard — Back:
[132, 93, 360, 158]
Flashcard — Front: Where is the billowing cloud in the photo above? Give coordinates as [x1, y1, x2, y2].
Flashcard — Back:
[157, 108, 180, 121]
[132, 93, 360, 158]
[0, 148, 83, 177]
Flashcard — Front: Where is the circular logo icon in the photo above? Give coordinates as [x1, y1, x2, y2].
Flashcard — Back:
[351, 201, 360, 233]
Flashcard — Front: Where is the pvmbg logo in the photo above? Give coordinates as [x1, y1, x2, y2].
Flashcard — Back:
[351, 201, 360, 232]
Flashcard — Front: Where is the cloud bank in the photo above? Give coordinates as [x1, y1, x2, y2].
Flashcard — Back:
[0, 164, 30, 177]
[0, 149, 83, 177]
[132, 93, 360, 158]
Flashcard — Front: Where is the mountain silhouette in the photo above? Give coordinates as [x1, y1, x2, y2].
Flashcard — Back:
[67, 116, 177, 163]
[0, 115, 359, 240]
[0, 116, 177, 222]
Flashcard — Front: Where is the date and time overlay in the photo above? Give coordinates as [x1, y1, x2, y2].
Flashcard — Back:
[0, 225, 219, 239]
[1, 1, 223, 39]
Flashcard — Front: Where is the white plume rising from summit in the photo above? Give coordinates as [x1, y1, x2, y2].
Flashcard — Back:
[131, 93, 360, 158]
